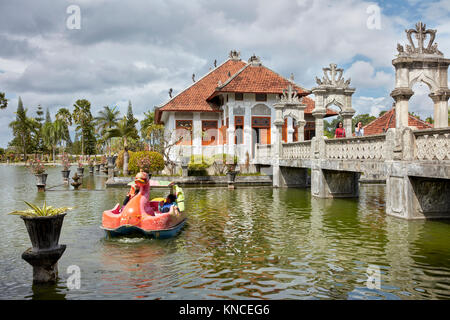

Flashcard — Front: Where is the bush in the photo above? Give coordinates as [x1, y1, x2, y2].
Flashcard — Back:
[116, 150, 134, 170]
[128, 151, 164, 175]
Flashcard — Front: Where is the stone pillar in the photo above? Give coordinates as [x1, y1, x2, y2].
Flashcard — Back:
[297, 120, 306, 142]
[312, 109, 326, 138]
[227, 106, 235, 156]
[272, 117, 284, 188]
[391, 88, 414, 128]
[340, 109, 355, 137]
[430, 91, 450, 128]
[192, 113, 202, 157]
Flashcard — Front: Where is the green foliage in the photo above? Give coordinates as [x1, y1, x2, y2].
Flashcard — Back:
[72, 99, 96, 155]
[115, 150, 134, 170]
[8, 200, 73, 217]
[0, 92, 7, 109]
[128, 151, 164, 175]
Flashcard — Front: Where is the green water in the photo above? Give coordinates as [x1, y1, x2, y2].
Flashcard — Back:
[0, 165, 449, 300]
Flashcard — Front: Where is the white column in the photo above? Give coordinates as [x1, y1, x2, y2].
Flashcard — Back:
[287, 117, 294, 143]
[227, 104, 235, 156]
[192, 113, 202, 157]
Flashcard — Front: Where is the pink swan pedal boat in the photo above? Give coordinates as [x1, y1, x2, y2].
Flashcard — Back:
[101, 179, 186, 239]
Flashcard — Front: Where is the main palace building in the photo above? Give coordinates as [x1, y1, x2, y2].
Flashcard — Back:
[155, 51, 336, 164]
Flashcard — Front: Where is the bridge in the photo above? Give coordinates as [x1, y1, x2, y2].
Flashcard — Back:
[254, 22, 450, 220]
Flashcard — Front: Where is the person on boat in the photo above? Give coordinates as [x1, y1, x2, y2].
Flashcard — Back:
[160, 194, 180, 215]
[122, 171, 148, 207]
[122, 183, 139, 207]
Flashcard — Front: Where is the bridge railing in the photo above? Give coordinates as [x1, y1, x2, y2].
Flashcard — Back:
[414, 128, 450, 162]
[282, 141, 312, 159]
[324, 134, 386, 160]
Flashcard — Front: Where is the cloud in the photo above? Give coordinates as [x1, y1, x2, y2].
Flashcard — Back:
[346, 60, 394, 89]
[0, 0, 448, 148]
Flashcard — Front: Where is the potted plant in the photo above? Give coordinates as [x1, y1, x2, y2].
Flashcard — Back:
[61, 154, 71, 182]
[9, 201, 73, 252]
[77, 157, 84, 177]
[30, 160, 47, 191]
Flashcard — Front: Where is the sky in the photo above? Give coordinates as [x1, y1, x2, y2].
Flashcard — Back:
[0, 0, 449, 148]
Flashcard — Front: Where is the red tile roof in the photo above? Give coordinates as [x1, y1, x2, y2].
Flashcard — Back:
[158, 59, 247, 113]
[210, 63, 309, 96]
[363, 108, 433, 135]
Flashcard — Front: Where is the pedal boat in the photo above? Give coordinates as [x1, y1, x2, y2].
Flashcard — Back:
[101, 176, 186, 239]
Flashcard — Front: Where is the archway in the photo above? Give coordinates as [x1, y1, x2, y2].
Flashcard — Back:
[391, 22, 450, 128]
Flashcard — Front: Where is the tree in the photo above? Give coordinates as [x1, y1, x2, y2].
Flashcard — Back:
[0, 92, 7, 109]
[104, 117, 139, 175]
[95, 105, 120, 155]
[352, 114, 376, 128]
[140, 110, 164, 150]
[126, 100, 139, 138]
[72, 99, 96, 156]
[42, 119, 64, 162]
[56, 107, 73, 151]
[8, 97, 37, 161]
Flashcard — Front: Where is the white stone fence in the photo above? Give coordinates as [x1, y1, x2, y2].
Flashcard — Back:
[323, 134, 386, 160]
[282, 141, 312, 160]
[414, 128, 450, 162]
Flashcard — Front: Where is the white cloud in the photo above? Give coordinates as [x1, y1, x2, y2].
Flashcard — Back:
[346, 61, 394, 89]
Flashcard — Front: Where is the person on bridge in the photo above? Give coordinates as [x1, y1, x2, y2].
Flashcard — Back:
[354, 121, 364, 137]
[334, 121, 346, 138]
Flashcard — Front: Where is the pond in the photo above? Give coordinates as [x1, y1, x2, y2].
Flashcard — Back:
[0, 165, 449, 300]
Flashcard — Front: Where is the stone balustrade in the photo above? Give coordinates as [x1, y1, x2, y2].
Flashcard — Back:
[282, 141, 312, 159]
[414, 128, 450, 162]
[324, 134, 386, 160]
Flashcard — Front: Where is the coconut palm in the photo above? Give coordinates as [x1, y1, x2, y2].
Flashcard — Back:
[56, 107, 73, 153]
[104, 117, 139, 175]
[42, 119, 65, 163]
[95, 106, 120, 155]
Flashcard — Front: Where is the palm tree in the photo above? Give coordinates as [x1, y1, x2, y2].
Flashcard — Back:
[104, 117, 139, 175]
[0, 92, 7, 109]
[140, 111, 164, 151]
[42, 119, 64, 163]
[72, 99, 94, 156]
[95, 106, 120, 155]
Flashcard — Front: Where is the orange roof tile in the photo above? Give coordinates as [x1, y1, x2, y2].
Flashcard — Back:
[159, 59, 247, 113]
[210, 63, 309, 96]
[363, 108, 433, 135]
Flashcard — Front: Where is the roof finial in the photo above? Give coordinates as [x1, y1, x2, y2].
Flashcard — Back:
[168, 88, 173, 98]
[229, 50, 241, 61]
[248, 54, 261, 66]
[192, 73, 195, 82]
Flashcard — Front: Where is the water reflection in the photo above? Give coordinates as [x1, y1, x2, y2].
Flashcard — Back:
[0, 166, 449, 299]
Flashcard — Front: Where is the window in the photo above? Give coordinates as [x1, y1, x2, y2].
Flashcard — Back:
[175, 120, 193, 145]
[235, 116, 244, 144]
[235, 93, 244, 101]
[255, 93, 267, 101]
[202, 120, 218, 145]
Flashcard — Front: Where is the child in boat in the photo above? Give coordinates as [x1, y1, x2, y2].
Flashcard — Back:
[160, 194, 180, 215]
[122, 183, 139, 206]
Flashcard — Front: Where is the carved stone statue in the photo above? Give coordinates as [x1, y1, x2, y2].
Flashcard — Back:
[397, 21, 443, 56]
[315, 63, 351, 89]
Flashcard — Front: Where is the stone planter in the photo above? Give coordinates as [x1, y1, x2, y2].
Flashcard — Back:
[21, 213, 66, 252]
[61, 170, 70, 183]
[227, 170, 237, 189]
[77, 167, 84, 177]
[89, 166, 94, 175]
[21, 214, 67, 283]
[95, 164, 100, 172]
[35, 173, 48, 191]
